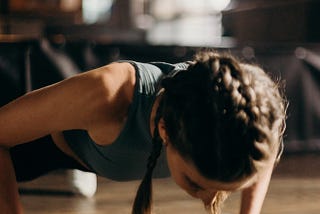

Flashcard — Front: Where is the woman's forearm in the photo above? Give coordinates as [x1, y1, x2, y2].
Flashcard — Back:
[0, 147, 23, 214]
[240, 165, 274, 214]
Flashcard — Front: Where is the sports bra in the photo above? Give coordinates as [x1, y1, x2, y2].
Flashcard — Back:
[63, 61, 189, 181]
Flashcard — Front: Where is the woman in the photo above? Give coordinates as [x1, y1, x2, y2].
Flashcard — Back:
[0, 50, 286, 214]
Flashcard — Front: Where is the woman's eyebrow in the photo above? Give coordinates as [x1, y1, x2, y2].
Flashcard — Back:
[184, 175, 205, 190]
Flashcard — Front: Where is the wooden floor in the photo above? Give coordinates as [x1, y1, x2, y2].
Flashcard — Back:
[19, 154, 320, 214]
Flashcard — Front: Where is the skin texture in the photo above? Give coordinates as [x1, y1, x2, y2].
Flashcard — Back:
[0, 61, 277, 214]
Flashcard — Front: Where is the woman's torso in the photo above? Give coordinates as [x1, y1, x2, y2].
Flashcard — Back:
[51, 61, 189, 181]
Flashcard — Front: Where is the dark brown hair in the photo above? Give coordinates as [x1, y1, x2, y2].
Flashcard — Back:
[132, 50, 286, 214]
[131, 98, 164, 214]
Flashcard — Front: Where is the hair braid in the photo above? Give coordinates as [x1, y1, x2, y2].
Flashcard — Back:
[190, 51, 285, 180]
[132, 98, 164, 214]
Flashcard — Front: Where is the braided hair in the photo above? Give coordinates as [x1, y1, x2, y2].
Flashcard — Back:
[131, 96, 164, 214]
[161, 51, 286, 181]
[132, 50, 286, 214]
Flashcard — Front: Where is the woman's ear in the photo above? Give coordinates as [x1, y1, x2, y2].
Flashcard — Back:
[158, 118, 168, 146]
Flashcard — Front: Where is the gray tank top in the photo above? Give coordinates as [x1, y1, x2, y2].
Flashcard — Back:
[63, 61, 189, 181]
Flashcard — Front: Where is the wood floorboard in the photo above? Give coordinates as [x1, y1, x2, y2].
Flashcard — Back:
[19, 154, 320, 214]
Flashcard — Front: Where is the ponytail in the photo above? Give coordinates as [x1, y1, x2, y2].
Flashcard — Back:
[132, 99, 163, 214]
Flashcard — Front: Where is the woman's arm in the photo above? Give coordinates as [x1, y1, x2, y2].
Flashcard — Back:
[0, 70, 102, 146]
[240, 164, 274, 214]
[0, 62, 135, 147]
[0, 148, 23, 214]
[0, 66, 112, 214]
[0, 62, 135, 213]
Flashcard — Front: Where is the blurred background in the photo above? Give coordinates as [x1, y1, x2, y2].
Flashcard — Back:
[1, 0, 320, 213]
[1, 0, 320, 153]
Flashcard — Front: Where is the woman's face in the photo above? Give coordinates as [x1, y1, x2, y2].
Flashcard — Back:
[164, 140, 257, 208]
[158, 118, 257, 207]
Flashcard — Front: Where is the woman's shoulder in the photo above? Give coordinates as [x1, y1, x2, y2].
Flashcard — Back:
[98, 62, 136, 107]
[75, 62, 136, 106]
[74, 62, 138, 145]
[82, 61, 137, 119]
[82, 62, 136, 89]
